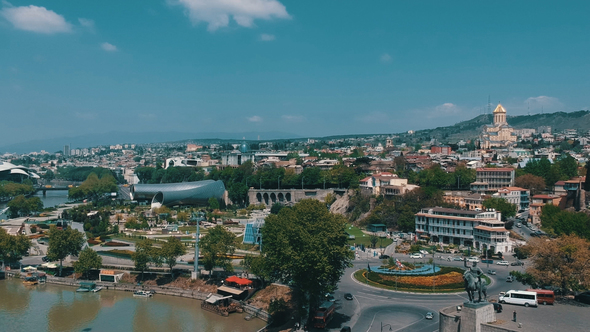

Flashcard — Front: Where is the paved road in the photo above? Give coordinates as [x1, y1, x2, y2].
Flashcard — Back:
[324, 250, 533, 332]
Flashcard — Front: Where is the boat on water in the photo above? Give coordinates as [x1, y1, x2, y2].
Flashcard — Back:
[76, 282, 97, 292]
[92, 286, 103, 293]
[23, 276, 39, 285]
[133, 290, 154, 297]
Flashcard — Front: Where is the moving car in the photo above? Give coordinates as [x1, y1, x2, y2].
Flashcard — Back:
[574, 291, 590, 305]
[453, 257, 464, 261]
[467, 257, 480, 263]
[379, 254, 390, 259]
[41, 256, 50, 262]
[492, 302, 503, 313]
[487, 270, 496, 275]
[497, 261, 509, 266]
[344, 293, 353, 300]
[527, 289, 555, 305]
[516, 223, 522, 228]
[506, 276, 514, 282]
[511, 261, 524, 266]
[410, 253, 423, 259]
[425, 312, 434, 320]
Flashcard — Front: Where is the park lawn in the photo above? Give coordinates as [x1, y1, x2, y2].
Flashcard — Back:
[345, 224, 393, 248]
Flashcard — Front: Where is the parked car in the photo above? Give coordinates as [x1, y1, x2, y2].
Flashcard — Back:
[420, 250, 429, 255]
[344, 293, 353, 300]
[492, 302, 503, 313]
[42, 256, 50, 262]
[325, 293, 335, 302]
[497, 261, 510, 266]
[511, 261, 524, 266]
[574, 291, 590, 305]
[487, 270, 496, 275]
[425, 312, 434, 320]
[379, 254, 390, 259]
[410, 253, 423, 259]
[516, 223, 522, 228]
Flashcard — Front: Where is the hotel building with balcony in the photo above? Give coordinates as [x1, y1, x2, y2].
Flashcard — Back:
[415, 207, 512, 254]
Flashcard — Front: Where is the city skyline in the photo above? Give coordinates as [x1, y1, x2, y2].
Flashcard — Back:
[2, 0, 590, 146]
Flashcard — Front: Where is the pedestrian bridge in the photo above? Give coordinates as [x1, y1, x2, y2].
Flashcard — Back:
[248, 188, 344, 206]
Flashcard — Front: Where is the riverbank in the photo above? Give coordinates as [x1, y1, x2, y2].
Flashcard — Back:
[3, 270, 270, 322]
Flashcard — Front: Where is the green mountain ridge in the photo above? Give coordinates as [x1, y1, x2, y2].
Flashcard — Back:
[407, 110, 590, 143]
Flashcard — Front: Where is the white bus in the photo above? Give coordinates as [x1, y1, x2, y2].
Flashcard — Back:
[499, 290, 538, 307]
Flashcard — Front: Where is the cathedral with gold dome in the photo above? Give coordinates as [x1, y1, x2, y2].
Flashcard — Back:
[479, 104, 517, 149]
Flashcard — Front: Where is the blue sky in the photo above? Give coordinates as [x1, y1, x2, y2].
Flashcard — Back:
[1, 0, 589, 146]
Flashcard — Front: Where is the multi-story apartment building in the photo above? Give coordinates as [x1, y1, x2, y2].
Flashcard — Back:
[474, 167, 515, 191]
[415, 207, 512, 254]
[495, 187, 530, 211]
[359, 172, 419, 196]
[443, 191, 486, 211]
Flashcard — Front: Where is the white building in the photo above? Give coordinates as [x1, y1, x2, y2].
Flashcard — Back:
[415, 207, 512, 254]
[359, 172, 419, 196]
[494, 187, 530, 211]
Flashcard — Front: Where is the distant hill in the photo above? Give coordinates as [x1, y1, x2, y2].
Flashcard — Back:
[0, 131, 301, 154]
[405, 110, 590, 143]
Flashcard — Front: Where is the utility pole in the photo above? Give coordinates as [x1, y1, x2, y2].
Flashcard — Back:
[191, 211, 201, 279]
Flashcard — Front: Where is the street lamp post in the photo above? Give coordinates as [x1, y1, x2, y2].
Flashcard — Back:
[191, 211, 201, 279]
[381, 322, 393, 332]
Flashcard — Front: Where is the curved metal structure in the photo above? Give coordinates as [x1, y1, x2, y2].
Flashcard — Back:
[131, 180, 225, 208]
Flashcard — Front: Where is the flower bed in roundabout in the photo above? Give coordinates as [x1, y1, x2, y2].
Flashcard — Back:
[354, 264, 490, 293]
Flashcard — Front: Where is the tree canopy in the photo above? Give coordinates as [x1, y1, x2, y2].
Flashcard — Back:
[260, 199, 354, 314]
[47, 226, 85, 276]
[523, 235, 590, 292]
[0, 227, 31, 269]
[73, 247, 102, 279]
[514, 174, 546, 195]
[199, 225, 236, 276]
[7, 195, 43, 218]
[482, 197, 517, 220]
[161, 236, 187, 273]
[132, 239, 162, 280]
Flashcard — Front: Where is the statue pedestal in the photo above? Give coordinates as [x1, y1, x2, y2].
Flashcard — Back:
[460, 303, 495, 332]
[191, 271, 199, 280]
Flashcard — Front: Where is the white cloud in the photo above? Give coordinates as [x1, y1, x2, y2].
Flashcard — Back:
[282, 114, 304, 122]
[101, 42, 117, 52]
[172, 0, 290, 32]
[259, 33, 275, 41]
[380, 53, 392, 63]
[247, 115, 263, 122]
[78, 18, 95, 30]
[1, 5, 72, 34]
[524, 96, 563, 112]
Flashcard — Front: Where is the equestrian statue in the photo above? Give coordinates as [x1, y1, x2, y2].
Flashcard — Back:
[463, 259, 488, 303]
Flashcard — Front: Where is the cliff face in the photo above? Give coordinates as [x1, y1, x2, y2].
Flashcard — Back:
[330, 189, 353, 216]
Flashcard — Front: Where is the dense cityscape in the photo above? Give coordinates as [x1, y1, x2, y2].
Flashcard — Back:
[2, 1, 590, 332]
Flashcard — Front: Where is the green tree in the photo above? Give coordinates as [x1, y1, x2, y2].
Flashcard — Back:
[73, 247, 103, 279]
[0, 227, 31, 270]
[515, 174, 546, 195]
[199, 225, 236, 276]
[482, 197, 517, 220]
[47, 226, 85, 276]
[132, 239, 162, 281]
[161, 236, 187, 273]
[208, 197, 220, 210]
[228, 183, 249, 207]
[369, 234, 378, 248]
[260, 199, 354, 316]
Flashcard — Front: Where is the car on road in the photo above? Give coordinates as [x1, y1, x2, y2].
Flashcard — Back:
[511, 261, 524, 266]
[325, 293, 335, 302]
[492, 302, 503, 313]
[425, 312, 434, 320]
[574, 291, 590, 305]
[344, 293, 353, 300]
[516, 223, 522, 228]
[420, 250, 429, 255]
[497, 261, 509, 266]
[453, 257, 464, 261]
[487, 270, 496, 275]
[410, 253, 423, 259]
[42, 256, 49, 262]
[467, 257, 480, 263]
[506, 276, 514, 282]
[340, 327, 351, 332]
[379, 254, 390, 259]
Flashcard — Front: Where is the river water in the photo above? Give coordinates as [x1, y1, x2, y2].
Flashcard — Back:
[0, 279, 265, 332]
[0, 190, 69, 220]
